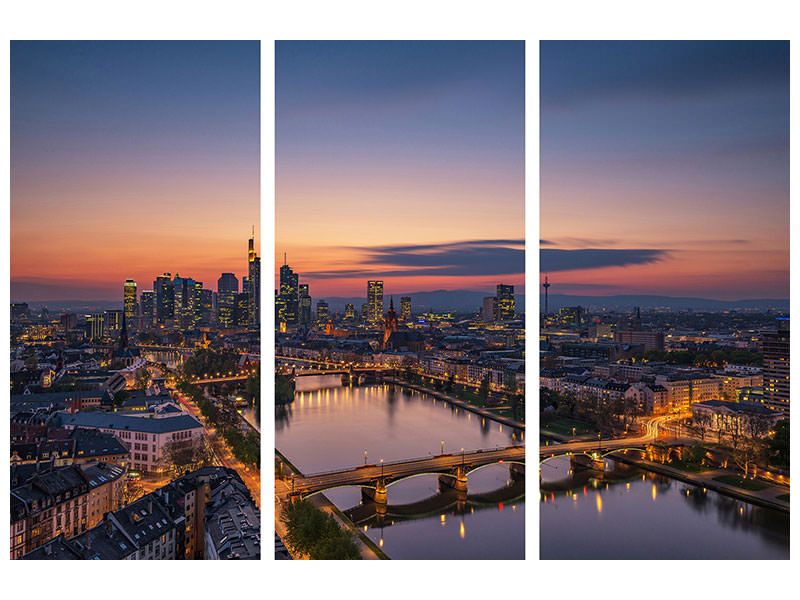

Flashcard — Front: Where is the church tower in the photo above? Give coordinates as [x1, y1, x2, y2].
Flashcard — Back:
[383, 297, 398, 348]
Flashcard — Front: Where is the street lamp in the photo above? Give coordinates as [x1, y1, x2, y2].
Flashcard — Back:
[597, 431, 602, 452]
[364, 449, 367, 465]
[461, 448, 465, 466]
[441, 440, 445, 455]
[572, 427, 576, 440]
[380, 459, 384, 477]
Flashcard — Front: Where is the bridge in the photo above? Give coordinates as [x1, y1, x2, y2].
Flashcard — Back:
[345, 479, 525, 528]
[539, 435, 693, 475]
[285, 446, 525, 505]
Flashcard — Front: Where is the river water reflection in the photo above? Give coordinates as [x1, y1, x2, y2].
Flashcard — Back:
[540, 454, 789, 560]
[276, 375, 525, 559]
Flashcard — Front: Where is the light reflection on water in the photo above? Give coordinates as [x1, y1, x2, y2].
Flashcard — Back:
[277, 375, 525, 559]
[540, 454, 789, 560]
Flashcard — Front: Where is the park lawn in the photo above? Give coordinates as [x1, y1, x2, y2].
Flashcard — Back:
[542, 417, 593, 437]
[712, 474, 769, 492]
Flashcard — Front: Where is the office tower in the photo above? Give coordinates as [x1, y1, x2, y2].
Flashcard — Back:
[217, 273, 237, 328]
[495, 284, 515, 321]
[299, 284, 312, 324]
[344, 303, 355, 320]
[361, 303, 369, 322]
[123, 279, 137, 320]
[199, 287, 213, 325]
[60, 313, 77, 333]
[367, 280, 384, 325]
[482, 297, 496, 322]
[154, 273, 174, 323]
[400, 296, 411, 321]
[316, 300, 329, 323]
[275, 290, 286, 327]
[248, 231, 260, 327]
[762, 318, 790, 414]
[172, 275, 190, 328]
[105, 310, 124, 337]
[86, 313, 105, 340]
[11, 303, 30, 321]
[218, 273, 238, 295]
[559, 306, 584, 328]
[140, 291, 155, 326]
[278, 256, 299, 325]
[234, 292, 250, 328]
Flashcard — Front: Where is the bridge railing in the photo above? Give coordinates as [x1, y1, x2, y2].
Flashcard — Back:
[298, 445, 525, 478]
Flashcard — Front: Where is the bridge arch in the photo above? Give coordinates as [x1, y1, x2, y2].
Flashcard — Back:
[465, 460, 525, 476]
[302, 483, 377, 498]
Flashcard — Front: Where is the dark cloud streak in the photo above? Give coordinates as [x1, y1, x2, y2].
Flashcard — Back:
[540, 248, 666, 272]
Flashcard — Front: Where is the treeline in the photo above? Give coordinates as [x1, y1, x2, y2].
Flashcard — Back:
[281, 500, 361, 559]
[642, 349, 762, 366]
[181, 348, 242, 379]
[178, 381, 260, 468]
[275, 374, 294, 405]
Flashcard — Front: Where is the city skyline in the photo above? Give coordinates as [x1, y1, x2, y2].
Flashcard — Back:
[541, 41, 789, 301]
[10, 41, 260, 301]
[276, 41, 525, 297]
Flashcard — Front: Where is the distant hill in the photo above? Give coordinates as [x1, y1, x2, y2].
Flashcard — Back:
[317, 289, 526, 313]
[541, 293, 789, 312]
[18, 300, 122, 313]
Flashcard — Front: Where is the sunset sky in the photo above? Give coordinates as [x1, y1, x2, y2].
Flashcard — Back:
[276, 41, 525, 298]
[11, 41, 260, 302]
[541, 41, 789, 300]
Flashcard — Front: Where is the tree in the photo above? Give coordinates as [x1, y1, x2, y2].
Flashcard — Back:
[113, 390, 130, 408]
[158, 438, 213, 477]
[478, 374, 491, 402]
[693, 411, 712, 443]
[767, 419, 789, 467]
[281, 500, 361, 560]
[134, 367, 151, 390]
[275, 374, 295, 406]
[503, 371, 518, 395]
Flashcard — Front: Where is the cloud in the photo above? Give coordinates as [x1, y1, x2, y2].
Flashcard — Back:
[540, 248, 666, 273]
[304, 239, 525, 279]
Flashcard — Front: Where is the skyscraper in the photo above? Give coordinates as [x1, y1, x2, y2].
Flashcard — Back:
[278, 258, 299, 325]
[495, 284, 515, 321]
[482, 297, 496, 322]
[123, 279, 137, 320]
[248, 231, 260, 327]
[86, 313, 105, 340]
[299, 284, 312, 324]
[218, 273, 238, 295]
[367, 280, 384, 325]
[316, 300, 329, 323]
[217, 273, 238, 328]
[234, 292, 250, 328]
[344, 303, 355, 320]
[104, 310, 123, 337]
[140, 291, 155, 326]
[400, 296, 411, 321]
[762, 318, 790, 414]
[154, 273, 174, 323]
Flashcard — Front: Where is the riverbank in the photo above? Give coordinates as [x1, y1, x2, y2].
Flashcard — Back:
[274, 449, 390, 560]
[609, 454, 789, 513]
[385, 378, 525, 431]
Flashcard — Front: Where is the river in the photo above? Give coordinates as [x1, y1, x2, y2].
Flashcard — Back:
[276, 374, 525, 559]
[540, 453, 789, 560]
